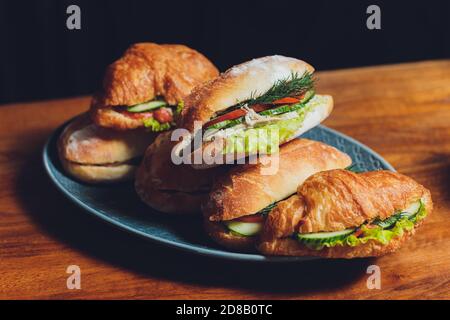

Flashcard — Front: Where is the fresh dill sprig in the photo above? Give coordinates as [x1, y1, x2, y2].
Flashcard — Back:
[243, 71, 315, 107]
[214, 72, 315, 117]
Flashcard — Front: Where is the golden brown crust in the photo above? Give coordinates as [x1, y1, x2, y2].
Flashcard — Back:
[58, 113, 156, 165]
[203, 139, 351, 222]
[91, 101, 145, 131]
[135, 131, 227, 214]
[297, 170, 431, 233]
[258, 169, 433, 258]
[57, 113, 156, 183]
[180, 55, 315, 132]
[258, 219, 425, 259]
[204, 219, 257, 252]
[91, 43, 219, 130]
[60, 161, 137, 184]
[262, 170, 432, 239]
[260, 195, 306, 241]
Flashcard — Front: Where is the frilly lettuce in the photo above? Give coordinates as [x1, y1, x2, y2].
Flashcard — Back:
[143, 118, 172, 132]
[223, 104, 311, 155]
[175, 100, 184, 116]
[218, 95, 333, 154]
[300, 201, 427, 250]
[223, 125, 284, 155]
[222, 95, 330, 154]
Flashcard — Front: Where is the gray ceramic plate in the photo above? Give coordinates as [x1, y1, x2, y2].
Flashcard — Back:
[43, 121, 395, 262]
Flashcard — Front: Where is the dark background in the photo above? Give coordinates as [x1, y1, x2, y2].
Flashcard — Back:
[0, 0, 449, 104]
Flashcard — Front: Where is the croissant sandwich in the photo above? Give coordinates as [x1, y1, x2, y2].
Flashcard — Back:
[177, 55, 333, 169]
[91, 43, 219, 131]
[202, 139, 352, 251]
[258, 169, 433, 258]
[135, 131, 227, 214]
[58, 114, 156, 183]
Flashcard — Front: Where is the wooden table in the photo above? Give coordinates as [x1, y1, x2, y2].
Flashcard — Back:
[1, 60, 449, 300]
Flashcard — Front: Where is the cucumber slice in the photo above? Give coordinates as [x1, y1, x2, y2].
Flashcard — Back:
[208, 117, 242, 130]
[127, 100, 167, 113]
[224, 221, 263, 237]
[399, 200, 422, 220]
[296, 200, 423, 249]
[300, 89, 315, 103]
[297, 229, 355, 240]
[373, 214, 401, 229]
[297, 229, 355, 247]
[258, 105, 294, 117]
[372, 200, 422, 228]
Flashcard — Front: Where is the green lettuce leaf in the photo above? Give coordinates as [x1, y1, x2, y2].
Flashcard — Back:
[222, 95, 329, 154]
[142, 118, 172, 132]
[175, 100, 184, 116]
[223, 125, 284, 155]
[300, 200, 427, 250]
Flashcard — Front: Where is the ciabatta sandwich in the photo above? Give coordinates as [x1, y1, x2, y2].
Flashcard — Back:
[178, 55, 333, 169]
[202, 139, 352, 251]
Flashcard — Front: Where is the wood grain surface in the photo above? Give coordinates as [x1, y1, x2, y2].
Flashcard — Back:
[0, 60, 449, 300]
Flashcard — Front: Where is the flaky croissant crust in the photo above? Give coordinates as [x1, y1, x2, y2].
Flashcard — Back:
[96, 43, 218, 107]
[90, 43, 218, 130]
[262, 169, 432, 240]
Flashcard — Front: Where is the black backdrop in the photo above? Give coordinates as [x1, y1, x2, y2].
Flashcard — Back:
[0, 0, 449, 104]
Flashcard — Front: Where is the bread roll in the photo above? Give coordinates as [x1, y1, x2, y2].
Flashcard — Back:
[202, 139, 352, 251]
[204, 139, 352, 222]
[135, 131, 227, 214]
[58, 113, 156, 183]
[180, 55, 314, 132]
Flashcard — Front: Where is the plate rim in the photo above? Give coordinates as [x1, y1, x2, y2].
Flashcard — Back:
[42, 122, 395, 263]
